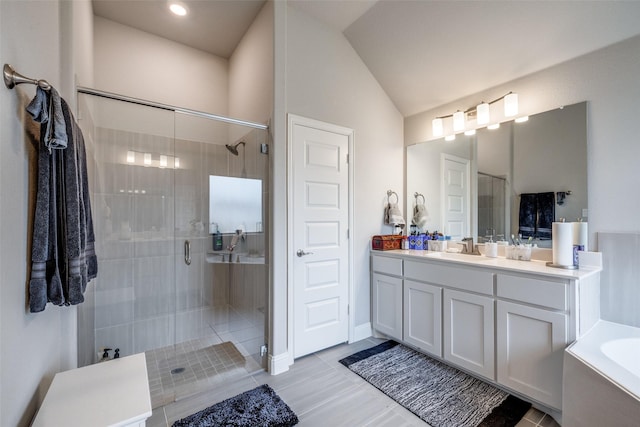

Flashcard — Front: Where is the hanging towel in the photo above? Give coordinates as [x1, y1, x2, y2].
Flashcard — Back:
[518, 193, 537, 239]
[384, 202, 405, 228]
[27, 87, 97, 312]
[412, 204, 429, 231]
[536, 192, 555, 240]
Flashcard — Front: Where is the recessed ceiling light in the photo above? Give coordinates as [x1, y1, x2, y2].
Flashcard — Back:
[169, 2, 188, 16]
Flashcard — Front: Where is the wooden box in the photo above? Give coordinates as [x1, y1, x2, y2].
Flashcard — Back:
[372, 235, 403, 251]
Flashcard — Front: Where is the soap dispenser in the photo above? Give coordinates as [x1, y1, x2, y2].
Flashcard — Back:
[212, 223, 223, 251]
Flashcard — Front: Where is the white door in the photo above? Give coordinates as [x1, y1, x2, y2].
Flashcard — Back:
[291, 117, 350, 358]
[441, 154, 470, 240]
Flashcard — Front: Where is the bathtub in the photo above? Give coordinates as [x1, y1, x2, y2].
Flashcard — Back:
[563, 320, 640, 426]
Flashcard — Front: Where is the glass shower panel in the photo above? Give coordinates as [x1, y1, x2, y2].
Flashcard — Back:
[78, 94, 176, 364]
[174, 113, 269, 371]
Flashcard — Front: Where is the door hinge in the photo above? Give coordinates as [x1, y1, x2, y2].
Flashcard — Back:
[347, 228, 349, 239]
[346, 153, 349, 164]
[347, 304, 350, 315]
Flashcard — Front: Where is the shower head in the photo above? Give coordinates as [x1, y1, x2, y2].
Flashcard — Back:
[225, 141, 245, 156]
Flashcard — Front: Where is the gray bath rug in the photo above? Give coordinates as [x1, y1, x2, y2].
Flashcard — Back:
[172, 384, 298, 427]
[339, 341, 530, 427]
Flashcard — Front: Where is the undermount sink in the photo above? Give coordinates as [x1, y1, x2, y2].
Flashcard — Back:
[426, 251, 492, 262]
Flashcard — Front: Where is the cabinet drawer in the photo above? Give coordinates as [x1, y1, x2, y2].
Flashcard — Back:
[496, 274, 567, 310]
[404, 260, 494, 295]
[372, 255, 403, 276]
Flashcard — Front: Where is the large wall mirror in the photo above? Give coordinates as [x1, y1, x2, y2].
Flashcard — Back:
[209, 175, 263, 233]
[406, 101, 587, 248]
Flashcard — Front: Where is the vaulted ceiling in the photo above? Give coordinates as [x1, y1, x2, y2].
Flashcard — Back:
[93, 0, 640, 117]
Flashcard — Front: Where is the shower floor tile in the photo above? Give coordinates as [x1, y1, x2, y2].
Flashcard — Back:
[145, 340, 256, 409]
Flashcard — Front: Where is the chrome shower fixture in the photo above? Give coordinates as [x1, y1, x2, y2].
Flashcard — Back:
[225, 141, 246, 156]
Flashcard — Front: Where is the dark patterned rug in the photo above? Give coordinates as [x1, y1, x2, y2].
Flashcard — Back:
[172, 384, 298, 427]
[340, 341, 531, 427]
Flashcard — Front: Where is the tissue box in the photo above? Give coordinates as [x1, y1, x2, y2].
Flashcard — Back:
[428, 240, 447, 252]
[372, 235, 403, 251]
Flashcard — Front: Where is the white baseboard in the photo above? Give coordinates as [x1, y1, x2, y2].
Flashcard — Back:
[268, 351, 291, 375]
[351, 322, 372, 343]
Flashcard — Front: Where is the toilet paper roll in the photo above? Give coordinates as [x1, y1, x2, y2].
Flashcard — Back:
[553, 222, 574, 266]
[572, 222, 588, 248]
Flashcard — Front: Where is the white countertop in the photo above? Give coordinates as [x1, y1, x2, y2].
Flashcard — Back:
[373, 249, 601, 280]
[32, 353, 152, 427]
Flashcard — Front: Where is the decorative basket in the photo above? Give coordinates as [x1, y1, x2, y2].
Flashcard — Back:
[372, 235, 403, 251]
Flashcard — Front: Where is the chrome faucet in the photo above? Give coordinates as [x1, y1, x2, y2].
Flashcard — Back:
[227, 229, 245, 252]
[461, 237, 480, 255]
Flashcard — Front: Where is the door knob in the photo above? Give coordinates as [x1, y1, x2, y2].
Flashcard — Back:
[296, 249, 314, 257]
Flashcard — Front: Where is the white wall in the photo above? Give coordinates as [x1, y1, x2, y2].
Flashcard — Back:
[284, 5, 404, 337]
[229, 1, 274, 125]
[93, 16, 229, 115]
[0, 1, 93, 425]
[406, 34, 640, 326]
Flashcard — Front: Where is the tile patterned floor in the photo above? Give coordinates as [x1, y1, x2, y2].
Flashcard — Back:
[146, 339, 259, 408]
[145, 337, 561, 427]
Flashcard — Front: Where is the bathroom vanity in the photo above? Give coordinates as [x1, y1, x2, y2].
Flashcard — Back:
[371, 249, 601, 414]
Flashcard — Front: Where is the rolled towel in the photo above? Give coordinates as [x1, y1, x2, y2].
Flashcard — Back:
[412, 204, 429, 231]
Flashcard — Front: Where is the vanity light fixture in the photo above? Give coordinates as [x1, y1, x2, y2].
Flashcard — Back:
[477, 102, 490, 125]
[452, 111, 465, 132]
[432, 92, 519, 137]
[169, 2, 188, 16]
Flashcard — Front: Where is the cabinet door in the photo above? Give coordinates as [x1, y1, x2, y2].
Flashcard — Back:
[443, 289, 495, 380]
[372, 273, 403, 340]
[404, 280, 442, 357]
[497, 301, 566, 410]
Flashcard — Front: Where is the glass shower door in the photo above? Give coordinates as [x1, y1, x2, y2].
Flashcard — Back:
[78, 92, 269, 408]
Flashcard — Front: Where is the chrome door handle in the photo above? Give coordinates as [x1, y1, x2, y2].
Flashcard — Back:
[296, 249, 314, 257]
[184, 240, 191, 265]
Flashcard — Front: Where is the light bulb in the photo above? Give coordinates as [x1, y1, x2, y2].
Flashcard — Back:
[477, 102, 490, 125]
[504, 93, 518, 117]
[160, 155, 168, 168]
[515, 116, 529, 123]
[144, 153, 152, 165]
[126, 151, 135, 163]
[432, 118, 443, 137]
[174, 157, 180, 168]
[453, 111, 465, 132]
[445, 135, 456, 142]
[169, 2, 187, 16]
[487, 123, 500, 130]
[464, 129, 476, 136]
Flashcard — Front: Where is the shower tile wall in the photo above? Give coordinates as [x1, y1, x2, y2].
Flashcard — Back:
[78, 125, 269, 366]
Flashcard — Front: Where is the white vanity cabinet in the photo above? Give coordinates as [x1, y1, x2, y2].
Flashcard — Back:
[370, 250, 601, 416]
[371, 256, 403, 341]
[404, 280, 442, 357]
[496, 274, 569, 410]
[444, 288, 495, 380]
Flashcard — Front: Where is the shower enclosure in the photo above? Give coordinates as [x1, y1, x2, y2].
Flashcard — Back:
[76, 90, 269, 407]
[477, 172, 507, 242]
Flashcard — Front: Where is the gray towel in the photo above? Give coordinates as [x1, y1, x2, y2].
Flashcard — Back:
[27, 87, 97, 312]
[26, 86, 68, 151]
